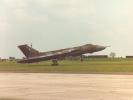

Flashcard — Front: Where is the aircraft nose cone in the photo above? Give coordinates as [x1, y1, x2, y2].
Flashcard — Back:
[96, 45, 106, 51]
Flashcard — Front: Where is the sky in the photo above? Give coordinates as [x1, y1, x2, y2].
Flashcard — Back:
[0, 0, 133, 58]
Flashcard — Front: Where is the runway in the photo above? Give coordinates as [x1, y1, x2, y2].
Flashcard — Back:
[0, 73, 133, 100]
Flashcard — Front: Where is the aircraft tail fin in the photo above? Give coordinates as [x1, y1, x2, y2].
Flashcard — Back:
[18, 44, 40, 58]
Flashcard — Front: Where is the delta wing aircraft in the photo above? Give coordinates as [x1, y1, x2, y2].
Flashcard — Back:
[18, 44, 107, 65]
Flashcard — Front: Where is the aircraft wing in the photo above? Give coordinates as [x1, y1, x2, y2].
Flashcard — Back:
[18, 48, 77, 63]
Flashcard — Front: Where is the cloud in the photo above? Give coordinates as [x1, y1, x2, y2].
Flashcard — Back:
[1, 0, 133, 58]
[0, 16, 9, 32]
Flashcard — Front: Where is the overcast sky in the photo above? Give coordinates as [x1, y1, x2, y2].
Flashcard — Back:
[0, 0, 133, 58]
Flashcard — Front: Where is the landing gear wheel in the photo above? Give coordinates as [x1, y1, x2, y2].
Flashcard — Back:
[80, 55, 83, 62]
[51, 59, 59, 66]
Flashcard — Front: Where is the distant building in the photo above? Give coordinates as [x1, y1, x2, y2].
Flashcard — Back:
[65, 56, 81, 60]
[9, 57, 16, 61]
[126, 56, 133, 58]
[1, 59, 7, 62]
[87, 55, 108, 58]
[65, 55, 108, 60]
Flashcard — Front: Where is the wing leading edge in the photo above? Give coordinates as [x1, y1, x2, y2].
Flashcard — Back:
[18, 48, 76, 63]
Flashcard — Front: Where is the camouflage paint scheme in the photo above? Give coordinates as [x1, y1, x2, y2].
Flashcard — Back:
[18, 44, 107, 63]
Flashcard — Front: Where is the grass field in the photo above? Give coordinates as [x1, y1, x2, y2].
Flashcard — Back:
[0, 58, 133, 74]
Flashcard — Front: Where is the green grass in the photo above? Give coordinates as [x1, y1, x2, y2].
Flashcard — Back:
[0, 58, 133, 74]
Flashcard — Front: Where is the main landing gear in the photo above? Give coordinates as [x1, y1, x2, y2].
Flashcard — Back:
[51, 59, 59, 66]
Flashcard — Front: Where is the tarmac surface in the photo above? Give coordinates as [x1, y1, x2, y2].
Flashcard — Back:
[0, 73, 133, 100]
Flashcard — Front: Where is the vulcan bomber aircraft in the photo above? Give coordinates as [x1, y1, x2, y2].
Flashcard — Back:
[18, 44, 107, 65]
